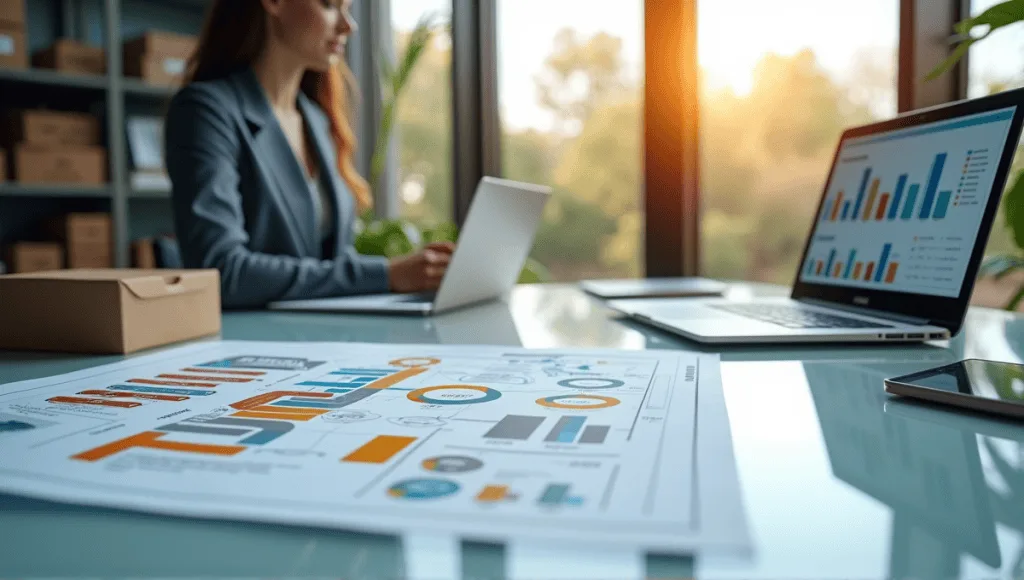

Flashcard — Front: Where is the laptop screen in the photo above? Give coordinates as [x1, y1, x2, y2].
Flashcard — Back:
[798, 106, 1018, 299]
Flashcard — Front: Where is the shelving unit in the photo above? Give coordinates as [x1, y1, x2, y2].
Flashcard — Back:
[0, 0, 206, 268]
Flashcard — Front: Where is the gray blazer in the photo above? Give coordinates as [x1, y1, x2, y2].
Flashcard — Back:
[165, 67, 389, 309]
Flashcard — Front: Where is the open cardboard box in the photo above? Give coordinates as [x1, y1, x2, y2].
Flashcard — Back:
[0, 269, 221, 354]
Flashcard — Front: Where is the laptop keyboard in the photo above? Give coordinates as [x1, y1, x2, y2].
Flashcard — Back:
[711, 304, 893, 329]
[394, 292, 437, 304]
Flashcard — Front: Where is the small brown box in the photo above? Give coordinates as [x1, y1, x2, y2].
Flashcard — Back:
[0, 269, 222, 354]
[5, 110, 101, 147]
[0, 0, 25, 26]
[131, 238, 158, 269]
[67, 242, 113, 269]
[0, 27, 27, 70]
[124, 53, 187, 87]
[0, 148, 6, 182]
[5, 242, 64, 273]
[33, 40, 106, 75]
[47, 213, 112, 245]
[14, 145, 107, 185]
[123, 31, 197, 60]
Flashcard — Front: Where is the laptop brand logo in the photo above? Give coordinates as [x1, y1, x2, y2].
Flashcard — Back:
[854, 296, 870, 306]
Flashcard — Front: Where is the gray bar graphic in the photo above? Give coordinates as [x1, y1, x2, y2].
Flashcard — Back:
[291, 389, 379, 409]
[544, 416, 574, 442]
[579, 425, 610, 444]
[484, 415, 545, 440]
[539, 484, 570, 505]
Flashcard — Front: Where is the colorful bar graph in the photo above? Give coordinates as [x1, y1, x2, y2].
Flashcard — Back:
[902, 184, 920, 220]
[545, 416, 587, 443]
[934, 191, 952, 219]
[825, 249, 837, 277]
[876, 193, 890, 220]
[342, 435, 417, 464]
[853, 262, 863, 280]
[865, 262, 876, 281]
[889, 175, 908, 220]
[885, 262, 900, 283]
[852, 168, 872, 219]
[830, 192, 844, 221]
[862, 178, 880, 220]
[875, 244, 893, 282]
[922, 152, 947, 219]
[843, 250, 856, 278]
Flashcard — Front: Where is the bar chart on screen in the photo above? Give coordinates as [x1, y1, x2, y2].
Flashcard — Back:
[801, 107, 1016, 298]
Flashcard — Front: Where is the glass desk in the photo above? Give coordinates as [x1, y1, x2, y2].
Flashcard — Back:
[1, 283, 1023, 579]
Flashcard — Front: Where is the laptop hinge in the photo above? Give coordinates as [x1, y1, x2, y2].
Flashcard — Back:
[797, 298, 932, 326]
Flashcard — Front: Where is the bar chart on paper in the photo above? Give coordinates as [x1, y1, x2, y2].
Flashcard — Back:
[801, 107, 1017, 297]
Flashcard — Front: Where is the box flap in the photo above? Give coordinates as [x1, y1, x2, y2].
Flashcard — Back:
[4, 268, 214, 282]
[119, 271, 218, 300]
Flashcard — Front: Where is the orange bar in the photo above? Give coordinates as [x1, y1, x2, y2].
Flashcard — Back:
[476, 485, 509, 503]
[230, 391, 332, 410]
[251, 405, 324, 416]
[342, 435, 417, 463]
[865, 262, 876, 281]
[815, 261, 823, 276]
[182, 368, 266, 376]
[160, 374, 253, 383]
[365, 367, 428, 390]
[232, 410, 319, 422]
[79, 390, 188, 402]
[885, 262, 899, 283]
[833, 263, 843, 277]
[876, 193, 890, 220]
[73, 431, 245, 462]
[830, 191, 844, 221]
[853, 262, 863, 280]
[129, 378, 218, 388]
[48, 396, 141, 409]
[863, 179, 880, 220]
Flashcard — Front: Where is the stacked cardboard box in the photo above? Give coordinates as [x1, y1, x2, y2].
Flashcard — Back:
[4, 242, 64, 273]
[0, 0, 26, 70]
[47, 213, 113, 269]
[123, 31, 197, 87]
[33, 39, 106, 75]
[3, 110, 106, 185]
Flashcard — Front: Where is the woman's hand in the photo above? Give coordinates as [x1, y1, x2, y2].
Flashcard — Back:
[388, 242, 456, 293]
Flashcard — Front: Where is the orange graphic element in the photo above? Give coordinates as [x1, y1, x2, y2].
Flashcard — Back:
[232, 411, 320, 421]
[366, 366, 428, 389]
[815, 261, 823, 276]
[182, 368, 265, 376]
[229, 391, 333, 411]
[250, 406, 323, 416]
[863, 178, 880, 220]
[865, 262, 876, 281]
[885, 262, 899, 283]
[129, 378, 218, 388]
[537, 394, 620, 409]
[833, 263, 842, 278]
[160, 374, 253, 383]
[79, 390, 188, 402]
[48, 396, 141, 409]
[830, 191, 843, 221]
[876, 193, 890, 220]
[476, 485, 510, 503]
[342, 435, 417, 463]
[389, 357, 441, 368]
[852, 262, 863, 280]
[73, 431, 246, 462]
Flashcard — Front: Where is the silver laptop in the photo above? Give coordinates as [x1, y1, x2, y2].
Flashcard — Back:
[610, 88, 1024, 344]
[269, 177, 551, 316]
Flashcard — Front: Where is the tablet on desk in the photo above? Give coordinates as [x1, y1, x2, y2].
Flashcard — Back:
[580, 277, 727, 300]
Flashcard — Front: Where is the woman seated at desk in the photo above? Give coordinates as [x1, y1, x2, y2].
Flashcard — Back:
[165, 0, 452, 308]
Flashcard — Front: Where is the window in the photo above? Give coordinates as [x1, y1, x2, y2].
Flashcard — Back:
[496, 0, 645, 282]
[698, 0, 899, 284]
[389, 0, 453, 230]
[968, 0, 1024, 309]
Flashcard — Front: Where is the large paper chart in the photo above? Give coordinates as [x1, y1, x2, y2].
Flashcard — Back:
[0, 342, 746, 552]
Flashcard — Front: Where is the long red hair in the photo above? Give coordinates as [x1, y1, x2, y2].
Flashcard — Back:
[185, 0, 372, 211]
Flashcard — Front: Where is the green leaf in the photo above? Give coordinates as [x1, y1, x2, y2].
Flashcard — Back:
[925, 0, 1024, 80]
[1004, 169, 1024, 250]
[924, 39, 975, 81]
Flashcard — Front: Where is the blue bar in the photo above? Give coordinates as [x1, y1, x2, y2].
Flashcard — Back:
[852, 168, 872, 219]
[332, 369, 393, 376]
[821, 200, 833, 222]
[539, 484, 570, 505]
[845, 109, 1014, 148]
[327, 388, 355, 394]
[934, 191, 952, 219]
[841, 201, 851, 220]
[806, 259, 816, 276]
[843, 250, 857, 278]
[556, 417, 586, 443]
[889, 174, 908, 220]
[272, 400, 337, 410]
[825, 249, 837, 277]
[875, 244, 892, 282]
[902, 184, 920, 220]
[920, 153, 947, 219]
[111, 385, 215, 397]
[299, 381, 369, 388]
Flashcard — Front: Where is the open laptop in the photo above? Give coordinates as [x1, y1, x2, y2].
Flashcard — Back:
[269, 177, 551, 316]
[610, 88, 1024, 344]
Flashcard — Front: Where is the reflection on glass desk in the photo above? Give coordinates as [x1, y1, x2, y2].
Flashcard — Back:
[3, 283, 1024, 578]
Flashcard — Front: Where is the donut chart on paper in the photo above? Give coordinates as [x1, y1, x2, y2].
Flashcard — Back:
[390, 357, 441, 368]
[387, 478, 460, 500]
[537, 394, 620, 410]
[556, 378, 625, 390]
[407, 385, 501, 406]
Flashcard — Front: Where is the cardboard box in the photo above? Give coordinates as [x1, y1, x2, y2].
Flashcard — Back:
[0, 269, 222, 354]
[33, 40, 106, 75]
[46, 213, 111, 245]
[0, 0, 26, 27]
[0, 27, 27, 70]
[4, 110, 101, 147]
[124, 53, 188, 86]
[67, 242, 112, 269]
[13, 145, 107, 185]
[0, 148, 6, 182]
[131, 238, 157, 269]
[5, 242, 64, 273]
[124, 31, 197, 60]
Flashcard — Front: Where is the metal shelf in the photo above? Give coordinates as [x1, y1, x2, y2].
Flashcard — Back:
[129, 188, 172, 199]
[0, 183, 113, 198]
[122, 78, 178, 99]
[0, 67, 108, 92]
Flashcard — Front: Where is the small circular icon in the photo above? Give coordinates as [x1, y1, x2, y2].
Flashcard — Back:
[557, 378, 625, 390]
[388, 478, 460, 500]
[537, 394, 620, 410]
[422, 455, 484, 473]
[408, 385, 502, 405]
[390, 357, 442, 368]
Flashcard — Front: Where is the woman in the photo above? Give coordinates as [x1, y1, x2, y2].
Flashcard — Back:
[166, 0, 452, 308]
